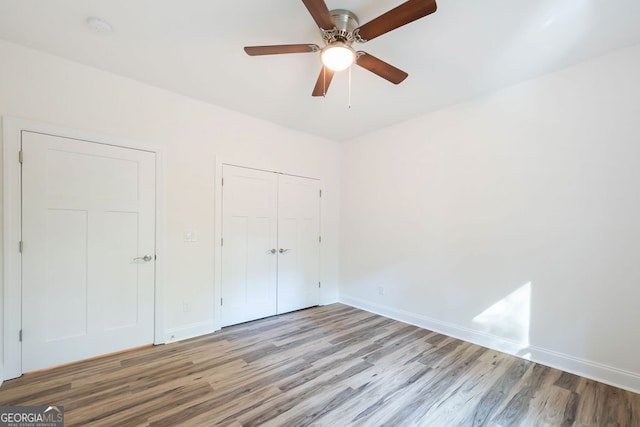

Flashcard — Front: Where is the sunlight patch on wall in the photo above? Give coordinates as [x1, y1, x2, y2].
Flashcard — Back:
[472, 282, 531, 353]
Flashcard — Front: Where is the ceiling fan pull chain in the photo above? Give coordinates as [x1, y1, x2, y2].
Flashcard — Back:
[323, 66, 327, 97]
[348, 64, 352, 109]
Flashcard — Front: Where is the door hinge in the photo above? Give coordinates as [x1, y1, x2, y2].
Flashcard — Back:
[319, 189, 322, 198]
[19, 330, 22, 342]
[19, 150, 23, 164]
[319, 235, 322, 243]
[221, 238, 224, 246]
[222, 177, 224, 186]
[220, 298, 223, 306]
[19, 241, 23, 253]
[318, 282, 321, 288]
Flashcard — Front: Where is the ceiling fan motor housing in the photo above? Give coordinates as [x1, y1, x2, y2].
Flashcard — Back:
[322, 9, 359, 43]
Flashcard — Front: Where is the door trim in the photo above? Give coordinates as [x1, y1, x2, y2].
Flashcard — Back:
[2, 116, 166, 380]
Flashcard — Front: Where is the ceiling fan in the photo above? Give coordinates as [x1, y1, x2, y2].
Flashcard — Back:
[244, 0, 438, 97]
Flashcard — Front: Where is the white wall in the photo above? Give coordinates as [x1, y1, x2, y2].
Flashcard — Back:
[340, 43, 640, 393]
[0, 39, 341, 377]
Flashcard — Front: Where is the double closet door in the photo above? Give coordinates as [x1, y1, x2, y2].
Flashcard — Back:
[221, 165, 320, 326]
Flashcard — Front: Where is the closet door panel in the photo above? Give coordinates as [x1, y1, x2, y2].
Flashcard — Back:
[277, 174, 321, 314]
[221, 165, 278, 326]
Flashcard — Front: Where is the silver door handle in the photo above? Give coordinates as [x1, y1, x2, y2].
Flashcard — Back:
[133, 255, 153, 262]
[270, 249, 277, 254]
[279, 248, 290, 254]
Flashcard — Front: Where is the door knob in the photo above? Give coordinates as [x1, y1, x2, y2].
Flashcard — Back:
[279, 248, 290, 254]
[133, 255, 153, 262]
[270, 248, 277, 254]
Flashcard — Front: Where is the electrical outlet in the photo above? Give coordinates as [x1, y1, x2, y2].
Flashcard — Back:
[378, 286, 385, 295]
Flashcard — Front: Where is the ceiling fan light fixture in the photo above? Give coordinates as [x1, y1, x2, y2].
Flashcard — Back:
[321, 42, 355, 71]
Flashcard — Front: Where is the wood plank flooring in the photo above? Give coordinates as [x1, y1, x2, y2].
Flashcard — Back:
[1, 303, 639, 426]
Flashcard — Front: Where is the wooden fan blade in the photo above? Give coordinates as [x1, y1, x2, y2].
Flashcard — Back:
[244, 44, 320, 56]
[301, 0, 335, 30]
[356, 52, 408, 84]
[312, 66, 335, 97]
[355, 0, 437, 42]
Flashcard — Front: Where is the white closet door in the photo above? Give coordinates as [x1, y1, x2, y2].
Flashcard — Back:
[277, 174, 320, 314]
[22, 131, 156, 372]
[221, 165, 278, 326]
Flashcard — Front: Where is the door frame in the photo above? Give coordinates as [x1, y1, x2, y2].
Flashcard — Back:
[2, 116, 166, 380]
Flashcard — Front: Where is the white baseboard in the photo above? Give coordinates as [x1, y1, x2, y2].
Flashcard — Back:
[163, 321, 217, 344]
[339, 295, 640, 394]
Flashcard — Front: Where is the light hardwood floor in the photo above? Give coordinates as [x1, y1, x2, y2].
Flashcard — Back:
[1, 304, 639, 426]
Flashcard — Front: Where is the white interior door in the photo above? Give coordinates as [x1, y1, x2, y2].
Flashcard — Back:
[277, 174, 321, 314]
[21, 131, 156, 372]
[221, 165, 278, 326]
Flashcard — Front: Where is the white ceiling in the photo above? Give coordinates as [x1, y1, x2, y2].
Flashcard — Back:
[1, 0, 640, 141]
